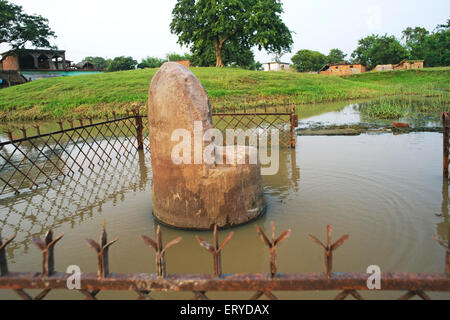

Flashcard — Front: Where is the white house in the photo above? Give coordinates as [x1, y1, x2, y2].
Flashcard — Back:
[263, 62, 291, 72]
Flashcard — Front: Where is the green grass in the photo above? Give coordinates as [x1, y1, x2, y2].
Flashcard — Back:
[0, 66, 448, 122]
[358, 95, 448, 120]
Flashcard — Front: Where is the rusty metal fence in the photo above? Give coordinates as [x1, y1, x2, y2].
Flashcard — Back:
[0, 108, 449, 300]
[0, 149, 149, 258]
[0, 109, 148, 196]
[0, 107, 297, 197]
[0, 222, 448, 300]
[212, 105, 298, 149]
[442, 112, 449, 178]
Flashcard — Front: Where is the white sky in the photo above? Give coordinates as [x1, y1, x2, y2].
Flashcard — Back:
[2, 0, 449, 64]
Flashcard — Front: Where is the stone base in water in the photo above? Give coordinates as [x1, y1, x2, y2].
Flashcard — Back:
[148, 63, 266, 230]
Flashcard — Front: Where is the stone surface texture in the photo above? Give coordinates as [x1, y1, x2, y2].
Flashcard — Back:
[148, 62, 266, 230]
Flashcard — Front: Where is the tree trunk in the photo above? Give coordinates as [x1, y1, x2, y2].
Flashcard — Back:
[215, 40, 224, 67]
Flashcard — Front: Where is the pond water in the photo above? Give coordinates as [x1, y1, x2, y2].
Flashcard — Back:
[0, 100, 449, 300]
[299, 101, 442, 130]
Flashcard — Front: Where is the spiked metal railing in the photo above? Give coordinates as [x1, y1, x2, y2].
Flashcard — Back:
[0, 222, 448, 300]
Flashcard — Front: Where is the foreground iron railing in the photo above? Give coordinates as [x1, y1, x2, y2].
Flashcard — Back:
[0, 223, 448, 300]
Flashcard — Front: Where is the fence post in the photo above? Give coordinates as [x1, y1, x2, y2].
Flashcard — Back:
[442, 112, 449, 179]
[290, 105, 298, 149]
[133, 108, 144, 150]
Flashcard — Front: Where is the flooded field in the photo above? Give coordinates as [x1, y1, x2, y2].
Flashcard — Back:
[0, 99, 449, 299]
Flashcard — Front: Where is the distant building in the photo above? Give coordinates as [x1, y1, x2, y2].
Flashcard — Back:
[393, 60, 424, 70]
[263, 62, 291, 71]
[319, 63, 366, 76]
[373, 60, 424, 72]
[374, 64, 394, 72]
[1, 49, 70, 71]
[75, 61, 96, 70]
[0, 49, 104, 84]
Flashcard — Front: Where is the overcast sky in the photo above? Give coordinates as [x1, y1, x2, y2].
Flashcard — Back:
[2, 0, 449, 64]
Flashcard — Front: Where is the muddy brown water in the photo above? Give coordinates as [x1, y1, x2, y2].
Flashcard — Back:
[0, 102, 449, 300]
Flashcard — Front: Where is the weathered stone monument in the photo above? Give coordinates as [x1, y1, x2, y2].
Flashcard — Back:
[148, 62, 266, 230]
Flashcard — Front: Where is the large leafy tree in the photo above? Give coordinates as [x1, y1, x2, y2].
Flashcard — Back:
[351, 34, 408, 69]
[0, 0, 56, 53]
[291, 49, 327, 72]
[170, 0, 293, 67]
[106, 56, 137, 72]
[402, 27, 429, 60]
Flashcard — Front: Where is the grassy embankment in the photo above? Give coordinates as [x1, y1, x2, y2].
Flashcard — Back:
[0, 66, 448, 122]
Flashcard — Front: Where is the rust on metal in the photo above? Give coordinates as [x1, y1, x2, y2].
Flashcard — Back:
[433, 225, 450, 276]
[255, 221, 291, 278]
[196, 225, 233, 277]
[442, 112, 450, 178]
[309, 225, 349, 279]
[85, 222, 118, 278]
[0, 232, 15, 276]
[32, 230, 64, 277]
[20, 126, 27, 139]
[0, 223, 448, 300]
[141, 225, 182, 278]
[133, 107, 144, 150]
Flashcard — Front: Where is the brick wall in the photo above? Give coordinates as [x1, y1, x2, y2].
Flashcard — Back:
[1, 55, 20, 71]
[394, 61, 424, 70]
[320, 64, 365, 76]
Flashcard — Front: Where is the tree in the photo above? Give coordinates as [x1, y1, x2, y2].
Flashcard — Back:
[291, 49, 327, 72]
[351, 34, 408, 69]
[327, 48, 347, 64]
[423, 21, 450, 67]
[106, 56, 137, 72]
[402, 27, 429, 60]
[190, 38, 256, 68]
[83, 56, 110, 70]
[167, 52, 192, 61]
[137, 56, 165, 69]
[0, 0, 56, 53]
[170, 0, 293, 67]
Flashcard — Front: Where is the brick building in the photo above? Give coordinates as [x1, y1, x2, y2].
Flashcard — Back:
[319, 63, 366, 76]
[374, 64, 394, 72]
[393, 60, 424, 70]
[1, 49, 70, 71]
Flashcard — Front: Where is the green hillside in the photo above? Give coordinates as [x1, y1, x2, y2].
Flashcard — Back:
[0, 67, 448, 121]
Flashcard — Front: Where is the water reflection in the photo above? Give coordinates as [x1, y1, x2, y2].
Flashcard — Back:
[263, 148, 300, 198]
[298, 96, 444, 130]
[438, 178, 449, 241]
[0, 149, 151, 260]
[0, 112, 449, 299]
